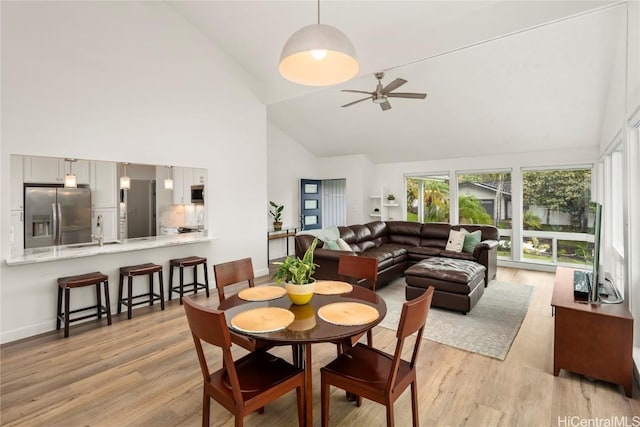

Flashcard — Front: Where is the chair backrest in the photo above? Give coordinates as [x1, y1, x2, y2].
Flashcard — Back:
[338, 255, 379, 291]
[213, 257, 255, 302]
[387, 286, 434, 390]
[182, 296, 243, 404]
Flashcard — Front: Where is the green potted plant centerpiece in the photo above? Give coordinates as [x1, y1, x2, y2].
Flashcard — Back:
[269, 201, 284, 231]
[273, 237, 318, 305]
[387, 194, 396, 203]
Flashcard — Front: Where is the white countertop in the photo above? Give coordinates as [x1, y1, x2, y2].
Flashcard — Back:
[5, 232, 214, 266]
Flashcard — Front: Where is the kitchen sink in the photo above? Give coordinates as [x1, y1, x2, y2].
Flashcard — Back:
[66, 241, 122, 249]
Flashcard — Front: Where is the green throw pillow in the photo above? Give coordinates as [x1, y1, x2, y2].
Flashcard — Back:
[324, 240, 340, 250]
[461, 228, 482, 253]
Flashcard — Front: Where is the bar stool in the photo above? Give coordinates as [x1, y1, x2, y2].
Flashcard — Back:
[57, 272, 112, 338]
[168, 256, 210, 304]
[118, 263, 165, 319]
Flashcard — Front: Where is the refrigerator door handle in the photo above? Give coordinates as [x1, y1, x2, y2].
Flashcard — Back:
[57, 203, 63, 245]
[52, 203, 58, 245]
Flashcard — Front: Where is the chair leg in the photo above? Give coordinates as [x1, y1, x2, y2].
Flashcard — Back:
[179, 266, 184, 304]
[296, 384, 304, 427]
[203, 263, 210, 298]
[193, 265, 198, 295]
[64, 288, 70, 338]
[321, 377, 330, 427]
[117, 273, 124, 314]
[386, 401, 395, 427]
[411, 381, 419, 427]
[56, 286, 63, 330]
[168, 265, 174, 301]
[202, 388, 210, 427]
[367, 330, 373, 346]
[127, 276, 133, 319]
[103, 280, 112, 325]
[149, 273, 154, 306]
[158, 271, 165, 310]
[95, 282, 102, 319]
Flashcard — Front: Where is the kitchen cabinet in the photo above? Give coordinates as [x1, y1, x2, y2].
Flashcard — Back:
[90, 161, 118, 209]
[10, 210, 24, 253]
[193, 168, 206, 185]
[10, 155, 24, 210]
[172, 166, 194, 205]
[23, 156, 90, 184]
[92, 208, 118, 242]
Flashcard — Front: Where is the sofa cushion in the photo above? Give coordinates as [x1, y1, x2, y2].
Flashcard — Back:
[361, 247, 396, 270]
[461, 228, 482, 253]
[405, 258, 485, 284]
[445, 230, 465, 252]
[440, 250, 476, 261]
[407, 246, 442, 257]
[386, 221, 422, 246]
[377, 243, 410, 258]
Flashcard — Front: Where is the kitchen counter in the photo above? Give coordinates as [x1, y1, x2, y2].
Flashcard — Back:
[5, 232, 214, 266]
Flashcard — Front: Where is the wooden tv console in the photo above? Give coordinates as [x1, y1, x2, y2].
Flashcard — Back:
[551, 267, 633, 397]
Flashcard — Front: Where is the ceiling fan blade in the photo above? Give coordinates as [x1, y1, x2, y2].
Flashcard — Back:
[341, 96, 372, 108]
[387, 92, 427, 99]
[380, 100, 392, 111]
[382, 78, 407, 94]
[341, 89, 373, 95]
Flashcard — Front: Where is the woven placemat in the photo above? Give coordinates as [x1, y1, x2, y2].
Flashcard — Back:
[237, 286, 286, 301]
[231, 307, 294, 333]
[314, 280, 353, 295]
[317, 302, 379, 326]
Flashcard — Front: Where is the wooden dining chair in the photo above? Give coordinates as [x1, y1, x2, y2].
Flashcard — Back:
[320, 286, 435, 427]
[183, 296, 305, 427]
[337, 255, 379, 348]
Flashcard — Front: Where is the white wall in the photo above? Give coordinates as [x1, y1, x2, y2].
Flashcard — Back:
[0, 2, 268, 342]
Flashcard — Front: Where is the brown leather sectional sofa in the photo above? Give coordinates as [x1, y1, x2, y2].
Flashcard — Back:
[294, 220, 498, 290]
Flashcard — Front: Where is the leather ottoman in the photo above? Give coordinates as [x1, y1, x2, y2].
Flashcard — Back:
[405, 258, 486, 314]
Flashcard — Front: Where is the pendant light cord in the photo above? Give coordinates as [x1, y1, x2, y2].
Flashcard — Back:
[317, 0, 320, 24]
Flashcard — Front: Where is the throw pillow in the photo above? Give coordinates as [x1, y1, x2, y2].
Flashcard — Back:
[336, 238, 353, 252]
[324, 240, 340, 250]
[461, 228, 482, 253]
[445, 229, 465, 252]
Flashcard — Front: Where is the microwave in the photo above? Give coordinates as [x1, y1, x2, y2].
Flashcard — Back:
[190, 185, 204, 204]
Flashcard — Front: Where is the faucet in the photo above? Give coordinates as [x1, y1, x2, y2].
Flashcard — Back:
[92, 215, 104, 246]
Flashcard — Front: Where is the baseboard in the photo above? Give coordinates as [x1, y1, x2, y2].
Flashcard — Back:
[1, 320, 53, 345]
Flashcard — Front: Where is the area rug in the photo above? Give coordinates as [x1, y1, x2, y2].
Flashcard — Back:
[376, 278, 533, 360]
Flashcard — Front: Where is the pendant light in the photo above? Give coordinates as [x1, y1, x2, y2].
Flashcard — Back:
[64, 158, 77, 188]
[164, 166, 173, 190]
[120, 162, 130, 190]
[279, 0, 359, 86]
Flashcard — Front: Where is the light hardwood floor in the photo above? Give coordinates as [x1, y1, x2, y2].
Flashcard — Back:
[1, 267, 638, 426]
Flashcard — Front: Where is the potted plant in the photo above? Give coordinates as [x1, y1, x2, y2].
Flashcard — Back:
[269, 201, 284, 230]
[273, 237, 318, 304]
[387, 194, 396, 203]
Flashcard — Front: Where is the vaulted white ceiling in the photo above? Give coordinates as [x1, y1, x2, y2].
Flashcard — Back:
[170, 1, 626, 163]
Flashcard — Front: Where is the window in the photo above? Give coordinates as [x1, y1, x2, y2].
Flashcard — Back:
[521, 167, 592, 266]
[457, 171, 512, 259]
[406, 175, 450, 223]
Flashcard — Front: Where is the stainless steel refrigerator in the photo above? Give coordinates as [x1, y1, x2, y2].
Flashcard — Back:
[24, 186, 92, 249]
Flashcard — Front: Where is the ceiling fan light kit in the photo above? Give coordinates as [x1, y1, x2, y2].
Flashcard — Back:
[279, 1, 359, 86]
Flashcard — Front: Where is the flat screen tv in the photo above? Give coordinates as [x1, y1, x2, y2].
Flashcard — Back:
[586, 202, 623, 304]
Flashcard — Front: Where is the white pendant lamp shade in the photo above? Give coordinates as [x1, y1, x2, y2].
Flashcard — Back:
[64, 173, 77, 188]
[120, 176, 130, 190]
[120, 163, 130, 190]
[279, 24, 359, 86]
[164, 178, 173, 190]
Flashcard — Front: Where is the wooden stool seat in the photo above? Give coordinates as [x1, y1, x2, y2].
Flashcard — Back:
[169, 256, 210, 304]
[57, 271, 112, 338]
[118, 263, 165, 319]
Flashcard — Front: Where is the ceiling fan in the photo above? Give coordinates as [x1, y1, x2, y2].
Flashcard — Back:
[341, 72, 427, 111]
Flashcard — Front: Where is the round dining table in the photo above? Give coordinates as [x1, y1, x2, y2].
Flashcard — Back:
[217, 282, 387, 426]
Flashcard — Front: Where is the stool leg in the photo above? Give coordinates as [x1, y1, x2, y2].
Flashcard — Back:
[194, 265, 199, 295]
[179, 266, 184, 304]
[127, 276, 133, 320]
[203, 263, 210, 298]
[64, 287, 70, 338]
[168, 265, 174, 301]
[96, 282, 102, 320]
[159, 271, 165, 310]
[118, 273, 124, 314]
[103, 280, 112, 325]
[148, 273, 154, 306]
[56, 286, 63, 330]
